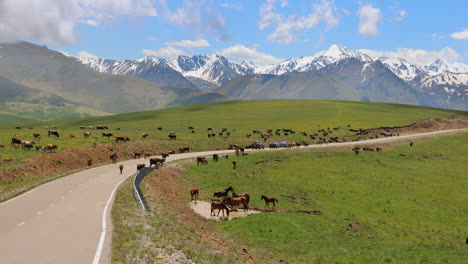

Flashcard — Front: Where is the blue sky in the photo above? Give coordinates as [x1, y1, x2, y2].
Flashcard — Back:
[1, 0, 467, 65]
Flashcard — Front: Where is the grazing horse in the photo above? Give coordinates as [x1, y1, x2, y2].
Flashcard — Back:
[190, 188, 199, 200]
[223, 196, 248, 211]
[232, 160, 237, 169]
[87, 159, 93, 166]
[119, 164, 124, 174]
[261, 195, 279, 209]
[110, 153, 118, 163]
[213, 186, 233, 198]
[211, 199, 230, 217]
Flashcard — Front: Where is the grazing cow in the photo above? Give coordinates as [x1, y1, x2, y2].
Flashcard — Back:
[376, 147, 383, 152]
[11, 137, 22, 145]
[33, 133, 41, 140]
[3, 158, 14, 163]
[35, 146, 42, 152]
[213, 186, 233, 198]
[87, 159, 93, 166]
[223, 196, 248, 211]
[143, 152, 152, 159]
[149, 157, 165, 167]
[232, 160, 237, 169]
[102, 132, 113, 139]
[213, 154, 219, 162]
[115, 136, 127, 142]
[168, 132, 176, 140]
[0, 144, 5, 150]
[157, 127, 163, 131]
[221, 154, 229, 159]
[16, 126, 21, 129]
[190, 188, 199, 200]
[179, 147, 190, 153]
[69, 134, 76, 139]
[96, 125, 108, 130]
[110, 153, 118, 163]
[136, 163, 145, 172]
[235, 149, 240, 156]
[119, 164, 124, 174]
[188, 126, 194, 130]
[84, 132, 91, 138]
[142, 133, 149, 139]
[207, 127, 213, 131]
[211, 199, 230, 217]
[410, 141, 414, 147]
[21, 141, 35, 150]
[245, 133, 251, 138]
[133, 152, 143, 159]
[196, 156, 208, 165]
[44, 144, 58, 152]
[48, 130, 60, 138]
[80, 126, 85, 129]
[261, 195, 279, 209]
[160, 152, 170, 158]
[168, 150, 176, 154]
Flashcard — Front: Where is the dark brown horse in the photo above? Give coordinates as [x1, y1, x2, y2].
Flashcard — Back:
[261, 195, 279, 209]
[213, 186, 233, 198]
[190, 188, 199, 200]
[211, 199, 230, 217]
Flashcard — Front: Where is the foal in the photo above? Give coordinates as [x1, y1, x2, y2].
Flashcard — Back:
[261, 195, 279, 210]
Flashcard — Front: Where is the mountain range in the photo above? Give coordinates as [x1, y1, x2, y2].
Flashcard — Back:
[0, 41, 466, 124]
[77, 44, 468, 111]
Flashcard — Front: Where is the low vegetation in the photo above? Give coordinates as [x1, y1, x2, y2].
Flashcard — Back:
[177, 133, 468, 263]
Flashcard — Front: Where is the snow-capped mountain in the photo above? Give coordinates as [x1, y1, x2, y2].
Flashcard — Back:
[377, 56, 425, 81]
[420, 72, 468, 88]
[423, 59, 468, 76]
[257, 44, 372, 75]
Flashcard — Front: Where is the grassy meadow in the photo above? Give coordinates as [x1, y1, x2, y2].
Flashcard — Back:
[0, 100, 462, 164]
[179, 132, 468, 263]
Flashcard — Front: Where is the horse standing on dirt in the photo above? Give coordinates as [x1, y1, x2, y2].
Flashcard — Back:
[232, 190, 250, 206]
[223, 196, 248, 211]
[261, 195, 279, 210]
[213, 186, 233, 198]
[190, 188, 199, 200]
[211, 198, 230, 217]
[119, 164, 124, 174]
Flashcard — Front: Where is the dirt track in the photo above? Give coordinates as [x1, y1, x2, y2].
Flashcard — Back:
[0, 128, 466, 264]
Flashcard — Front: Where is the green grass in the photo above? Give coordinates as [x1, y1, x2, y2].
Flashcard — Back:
[181, 133, 468, 263]
[0, 100, 462, 162]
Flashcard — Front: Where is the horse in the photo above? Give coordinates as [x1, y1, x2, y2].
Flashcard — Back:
[261, 195, 279, 209]
[223, 196, 248, 211]
[232, 190, 250, 206]
[213, 186, 233, 198]
[190, 188, 199, 200]
[211, 199, 230, 217]
[119, 164, 124, 174]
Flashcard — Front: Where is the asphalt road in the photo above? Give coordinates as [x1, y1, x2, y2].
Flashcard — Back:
[0, 128, 466, 263]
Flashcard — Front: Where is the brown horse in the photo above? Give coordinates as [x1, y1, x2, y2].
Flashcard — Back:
[213, 186, 233, 198]
[119, 164, 124, 174]
[211, 199, 230, 217]
[190, 188, 199, 200]
[223, 196, 248, 211]
[261, 195, 279, 209]
[232, 190, 250, 206]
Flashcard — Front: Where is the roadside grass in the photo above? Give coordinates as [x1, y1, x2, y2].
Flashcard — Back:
[180, 133, 468, 263]
[111, 171, 246, 263]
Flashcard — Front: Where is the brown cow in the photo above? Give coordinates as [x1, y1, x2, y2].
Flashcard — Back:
[149, 157, 165, 167]
[33, 133, 41, 140]
[143, 152, 152, 159]
[133, 152, 143, 159]
[179, 147, 190, 153]
[102, 132, 113, 139]
[115, 136, 127, 142]
[136, 163, 145, 172]
[83, 132, 91, 138]
[142, 133, 149, 139]
[232, 160, 237, 169]
[196, 156, 208, 165]
[87, 159, 93, 166]
[110, 153, 118, 163]
[0, 144, 5, 150]
[44, 144, 58, 152]
[119, 164, 124, 174]
[11, 137, 22, 145]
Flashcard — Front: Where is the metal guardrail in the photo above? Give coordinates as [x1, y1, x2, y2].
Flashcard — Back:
[133, 167, 154, 210]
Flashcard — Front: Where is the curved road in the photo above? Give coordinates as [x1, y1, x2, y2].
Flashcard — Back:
[0, 128, 466, 263]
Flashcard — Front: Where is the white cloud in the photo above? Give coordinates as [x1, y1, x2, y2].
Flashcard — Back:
[359, 47, 462, 65]
[341, 8, 350, 16]
[220, 2, 242, 10]
[147, 37, 158, 40]
[451, 29, 468, 40]
[220, 45, 283, 65]
[142, 47, 186, 58]
[357, 3, 382, 37]
[280, 0, 288, 8]
[0, 0, 157, 45]
[165, 39, 210, 48]
[158, 0, 229, 41]
[78, 50, 99, 59]
[259, 0, 339, 45]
